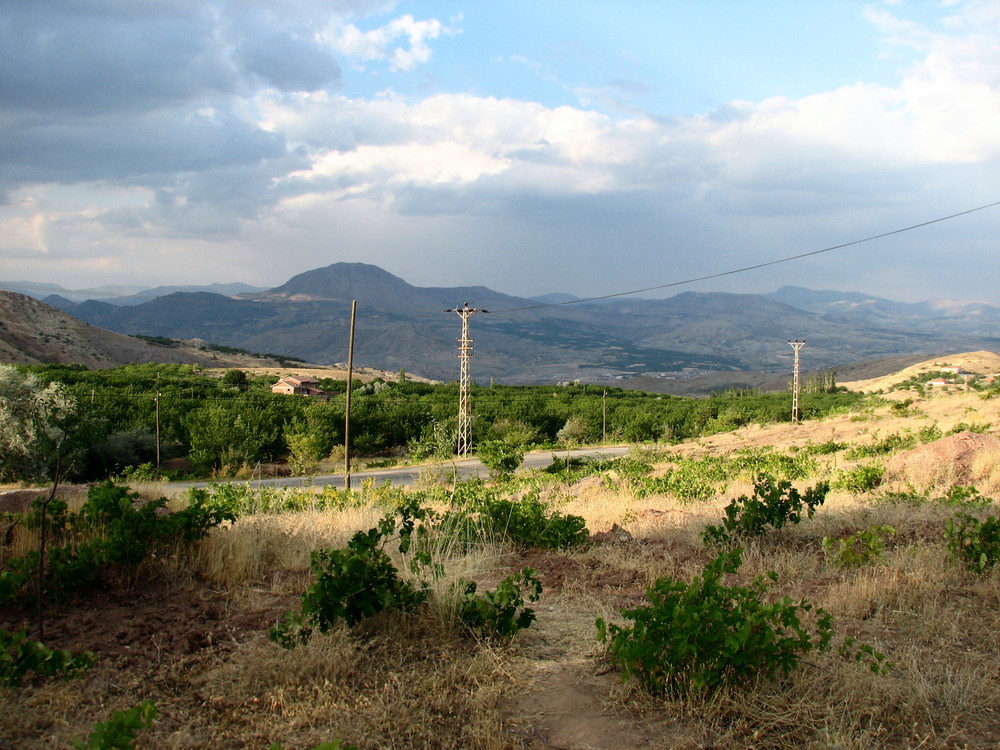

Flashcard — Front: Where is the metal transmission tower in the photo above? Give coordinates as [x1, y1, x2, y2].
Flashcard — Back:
[789, 339, 806, 423]
[445, 303, 487, 457]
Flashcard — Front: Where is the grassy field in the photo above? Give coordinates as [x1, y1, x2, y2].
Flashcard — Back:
[2, 368, 999, 749]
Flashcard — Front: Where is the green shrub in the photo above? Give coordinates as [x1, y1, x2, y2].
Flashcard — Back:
[0, 628, 95, 686]
[596, 549, 833, 699]
[454, 568, 542, 639]
[1, 482, 236, 605]
[833, 463, 884, 494]
[945, 512, 1000, 572]
[823, 525, 895, 567]
[476, 440, 526, 479]
[72, 701, 157, 750]
[270, 510, 430, 648]
[479, 493, 588, 549]
[701, 478, 828, 546]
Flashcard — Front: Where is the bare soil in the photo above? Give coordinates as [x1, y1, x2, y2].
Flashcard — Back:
[3, 352, 1000, 748]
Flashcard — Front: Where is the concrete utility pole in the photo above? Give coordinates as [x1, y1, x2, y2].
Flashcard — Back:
[344, 300, 357, 490]
[789, 339, 806, 423]
[445, 302, 486, 457]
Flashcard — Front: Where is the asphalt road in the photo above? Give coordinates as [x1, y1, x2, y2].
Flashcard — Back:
[164, 445, 633, 496]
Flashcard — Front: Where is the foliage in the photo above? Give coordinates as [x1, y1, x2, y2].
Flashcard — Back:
[475, 492, 588, 550]
[72, 701, 157, 750]
[0, 364, 77, 481]
[701, 478, 828, 546]
[945, 512, 1000, 572]
[845, 431, 917, 459]
[453, 568, 542, 639]
[838, 637, 892, 675]
[24, 363, 862, 482]
[1, 482, 236, 605]
[270, 507, 431, 647]
[0, 627, 95, 686]
[833, 463, 885, 494]
[823, 525, 895, 567]
[476, 440, 526, 479]
[596, 549, 833, 699]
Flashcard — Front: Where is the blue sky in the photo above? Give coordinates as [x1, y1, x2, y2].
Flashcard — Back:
[1, 0, 998, 304]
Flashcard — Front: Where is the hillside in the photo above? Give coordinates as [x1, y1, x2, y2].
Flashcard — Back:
[839, 350, 1000, 392]
[47, 262, 1000, 387]
[3, 359, 1000, 748]
[0, 291, 282, 369]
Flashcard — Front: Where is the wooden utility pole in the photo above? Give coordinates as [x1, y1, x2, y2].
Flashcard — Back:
[602, 389, 608, 443]
[344, 300, 357, 489]
[154, 373, 161, 469]
[445, 303, 486, 457]
[789, 339, 806, 423]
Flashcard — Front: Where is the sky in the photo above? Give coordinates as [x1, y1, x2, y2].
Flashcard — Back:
[1, 0, 999, 305]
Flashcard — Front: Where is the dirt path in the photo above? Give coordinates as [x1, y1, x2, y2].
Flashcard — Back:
[504, 657, 659, 749]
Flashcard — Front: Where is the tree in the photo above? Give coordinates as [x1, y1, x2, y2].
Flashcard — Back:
[0, 365, 76, 482]
[221, 369, 249, 390]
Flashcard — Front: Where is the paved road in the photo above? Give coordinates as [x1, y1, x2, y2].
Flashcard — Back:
[164, 445, 633, 495]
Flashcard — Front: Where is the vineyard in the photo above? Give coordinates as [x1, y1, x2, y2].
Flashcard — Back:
[2, 369, 1000, 748]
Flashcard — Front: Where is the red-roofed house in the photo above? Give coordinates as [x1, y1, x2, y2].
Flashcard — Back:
[271, 376, 325, 397]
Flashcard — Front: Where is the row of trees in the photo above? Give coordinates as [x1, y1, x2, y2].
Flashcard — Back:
[1, 363, 862, 483]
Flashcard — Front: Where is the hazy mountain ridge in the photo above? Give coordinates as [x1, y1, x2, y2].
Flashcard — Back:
[767, 286, 1000, 337]
[9, 264, 1000, 387]
[0, 291, 280, 369]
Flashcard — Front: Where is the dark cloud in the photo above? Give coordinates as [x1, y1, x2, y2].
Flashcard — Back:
[235, 30, 342, 90]
[0, 3, 236, 116]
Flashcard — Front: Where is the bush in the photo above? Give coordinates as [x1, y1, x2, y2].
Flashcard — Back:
[823, 525, 895, 567]
[701, 478, 828, 546]
[478, 492, 588, 549]
[1, 628, 95, 687]
[73, 702, 156, 749]
[453, 568, 542, 639]
[270, 510, 430, 648]
[945, 512, 1000, 572]
[1, 482, 236, 605]
[833, 463, 884, 494]
[596, 549, 833, 699]
[476, 440, 526, 479]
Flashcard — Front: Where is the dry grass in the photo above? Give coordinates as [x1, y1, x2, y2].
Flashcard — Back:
[3, 384, 1000, 748]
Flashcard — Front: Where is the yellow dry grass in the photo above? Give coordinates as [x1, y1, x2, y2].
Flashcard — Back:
[3, 379, 1000, 748]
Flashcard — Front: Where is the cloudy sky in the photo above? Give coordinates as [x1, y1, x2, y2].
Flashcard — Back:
[1, 0, 998, 304]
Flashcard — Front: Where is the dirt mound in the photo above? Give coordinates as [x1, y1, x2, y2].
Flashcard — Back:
[884, 431, 1000, 490]
[841, 350, 1000, 392]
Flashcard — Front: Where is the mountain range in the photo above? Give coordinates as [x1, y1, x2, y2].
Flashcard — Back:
[11, 263, 995, 389]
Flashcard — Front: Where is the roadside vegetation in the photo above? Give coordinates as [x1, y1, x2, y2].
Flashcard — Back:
[2, 362, 862, 482]
[2, 361, 1000, 747]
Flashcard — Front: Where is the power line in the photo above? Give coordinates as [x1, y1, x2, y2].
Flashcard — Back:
[488, 199, 1000, 314]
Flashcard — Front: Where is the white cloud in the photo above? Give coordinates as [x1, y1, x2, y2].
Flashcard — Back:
[320, 13, 456, 71]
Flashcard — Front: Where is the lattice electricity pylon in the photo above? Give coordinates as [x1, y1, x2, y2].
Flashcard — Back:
[789, 339, 806, 423]
[445, 303, 487, 457]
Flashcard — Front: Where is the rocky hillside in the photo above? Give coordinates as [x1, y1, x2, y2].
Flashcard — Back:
[46, 262, 1000, 387]
[0, 291, 281, 369]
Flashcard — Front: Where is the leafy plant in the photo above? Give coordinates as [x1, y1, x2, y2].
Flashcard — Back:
[833, 463, 884, 494]
[0, 627, 95, 686]
[823, 525, 895, 567]
[945, 512, 1000, 572]
[701, 478, 828, 546]
[839, 637, 892, 675]
[476, 440, 526, 480]
[270, 509, 430, 648]
[478, 492, 588, 549]
[596, 549, 833, 699]
[1, 481, 236, 606]
[454, 567, 543, 638]
[72, 701, 157, 749]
